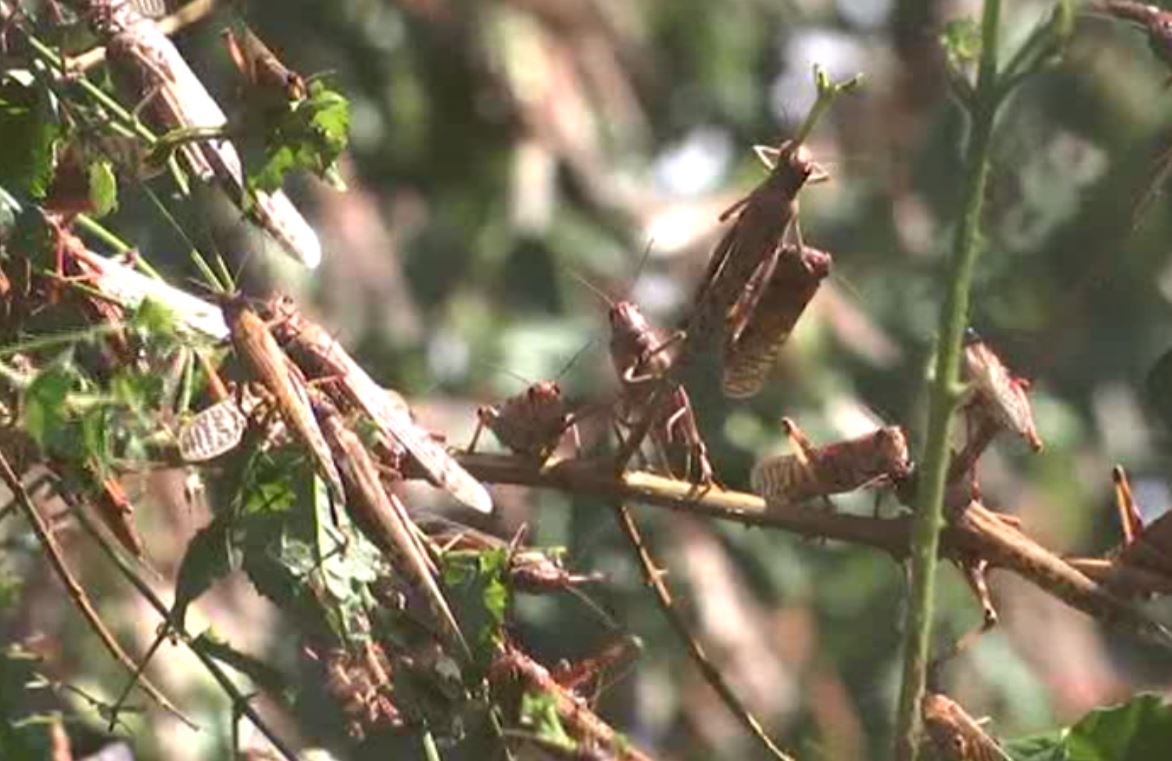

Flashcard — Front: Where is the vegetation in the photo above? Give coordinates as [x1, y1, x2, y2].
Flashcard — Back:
[2, 1, 1172, 760]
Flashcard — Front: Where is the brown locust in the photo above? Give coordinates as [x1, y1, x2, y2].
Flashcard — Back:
[751, 418, 910, 508]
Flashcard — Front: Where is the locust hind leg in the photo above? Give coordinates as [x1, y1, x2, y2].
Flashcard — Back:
[781, 417, 837, 512]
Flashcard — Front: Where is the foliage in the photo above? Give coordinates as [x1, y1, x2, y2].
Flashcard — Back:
[1006, 694, 1172, 761]
[1, 1, 1172, 760]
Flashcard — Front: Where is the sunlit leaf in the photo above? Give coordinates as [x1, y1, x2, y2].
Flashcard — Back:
[248, 80, 350, 192]
[941, 18, 982, 68]
[22, 364, 78, 450]
[87, 158, 118, 218]
[520, 691, 574, 749]
[1006, 694, 1172, 761]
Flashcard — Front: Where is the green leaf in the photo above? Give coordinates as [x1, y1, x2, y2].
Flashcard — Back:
[1066, 694, 1172, 761]
[519, 690, 574, 749]
[87, 158, 118, 218]
[0, 77, 60, 200]
[22, 364, 79, 450]
[1005, 694, 1172, 761]
[443, 548, 509, 667]
[941, 18, 982, 68]
[248, 80, 350, 192]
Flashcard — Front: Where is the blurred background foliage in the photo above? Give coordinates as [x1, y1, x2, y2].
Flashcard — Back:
[6, 0, 1172, 759]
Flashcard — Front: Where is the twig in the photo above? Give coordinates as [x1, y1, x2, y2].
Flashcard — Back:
[894, 0, 1003, 758]
[448, 453, 1172, 643]
[491, 644, 659, 761]
[611, 502, 795, 761]
[49, 480, 301, 761]
[0, 447, 196, 729]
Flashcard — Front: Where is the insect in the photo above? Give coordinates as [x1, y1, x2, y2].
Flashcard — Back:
[751, 419, 911, 507]
[921, 693, 1011, 761]
[722, 243, 832, 398]
[88, 470, 144, 559]
[222, 24, 307, 105]
[268, 299, 493, 514]
[1108, 467, 1172, 588]
[314, 397, 469, 656]
[177, 398, 247, 462]
[221, 297, 345, 502]
[467, 380, 579, 463]
[692, 140, 824, 351]
[91, 0, 322, 267]
[551, 635, 642, 697]
[961, 330, 1043, 452]
[607, 298, 714, 484]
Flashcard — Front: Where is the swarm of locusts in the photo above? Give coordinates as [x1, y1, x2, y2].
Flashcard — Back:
[6, 2, 1172, 759]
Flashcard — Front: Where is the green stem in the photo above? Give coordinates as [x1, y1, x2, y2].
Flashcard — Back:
[893, 1, 1002, 759]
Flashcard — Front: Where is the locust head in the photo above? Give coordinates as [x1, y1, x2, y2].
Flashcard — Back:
[527, 380, 563, 407]
[871, 426, 912, 481]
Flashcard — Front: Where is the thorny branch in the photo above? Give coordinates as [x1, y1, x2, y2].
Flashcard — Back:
[0, 449, 195, 729]
[445, 453, 1172, 645]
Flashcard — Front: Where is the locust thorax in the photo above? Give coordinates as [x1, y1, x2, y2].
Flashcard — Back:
[608, 300, 672, 379]
[771, 140, 817, 191]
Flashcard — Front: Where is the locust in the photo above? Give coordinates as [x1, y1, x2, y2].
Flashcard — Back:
[750, 418, 911, 508]
[1104, 466, 1172, 592]
[416, 513, 603, 594]
[921, 693, 1011, 761]
[267, 298, 493, 514]
[692, 141, 824, 353]
[467, 379, 578, 463]
[222, 24, 308, 106]
[177, 397, 247, 463]
[607, 298, 714, 484]
[722, 243, 832, 399]
[961, 330, 1043, 452]
[85, 0, 322, 267]
[220, 297, 345, 502]
[313, 397, 469, 656]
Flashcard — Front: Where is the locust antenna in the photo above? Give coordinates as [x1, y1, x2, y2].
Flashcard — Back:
[566, 268, 615, 308]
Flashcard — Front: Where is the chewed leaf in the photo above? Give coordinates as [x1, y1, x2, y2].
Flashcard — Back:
[249, 80, 350, 193]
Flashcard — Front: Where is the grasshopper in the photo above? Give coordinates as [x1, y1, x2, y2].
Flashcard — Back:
[222, 24, 307, 106]
[692, 141, 824, 352]
[85, 0, 322, 267]
[961, 330, 1043, 452]
[921, 693, 1011, 761]
[176, 397, 248, 463]
[313, 397, 468, 656]
[1106, 466, 1172, 589]
[267, 298, 492, 514]
[220, 297, 345, 502]
[607, 298, 714, 484]
[468, 379, 579, 463]
[722, 243, 832, 399]
[751, 418, 911, 507]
